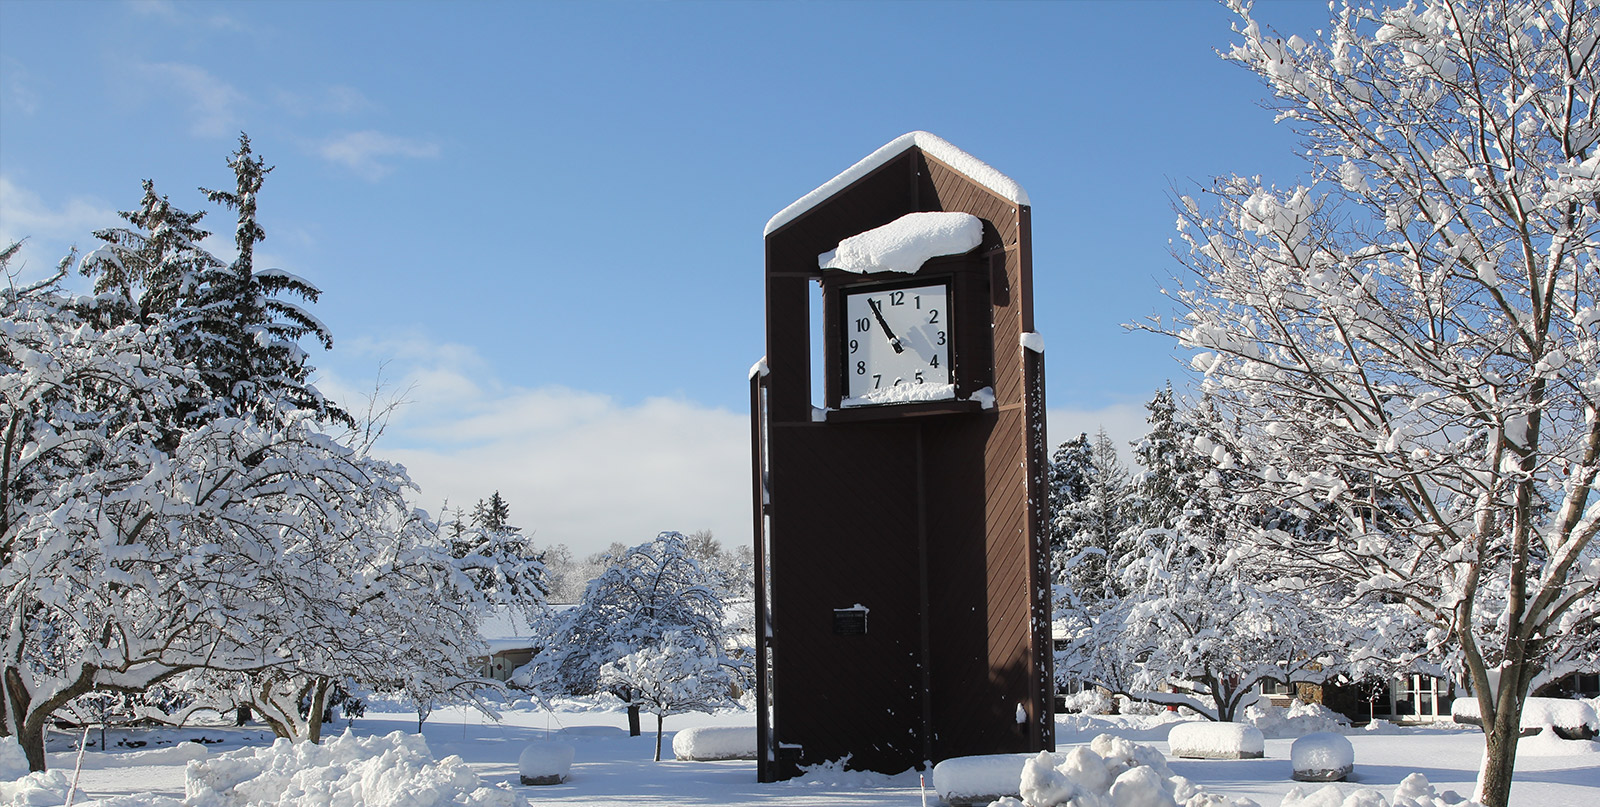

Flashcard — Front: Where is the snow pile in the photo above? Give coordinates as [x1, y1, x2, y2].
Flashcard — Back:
[0, 740, 26, 780]
[184, 729, 523, 807]
[1290, 732, 1353, 782]
[765, 131, 1028, 236]
[961, 734, 1259, 807]
[818, 212, 982, 274]
[1281, 772, 1477, 807]
[1168, 722, 1265, 759]
[671, 726, 755, 761]
[1246, 702, 1351, 738]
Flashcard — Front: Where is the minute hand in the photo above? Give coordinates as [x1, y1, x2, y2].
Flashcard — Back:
[868, 298, 905, 354]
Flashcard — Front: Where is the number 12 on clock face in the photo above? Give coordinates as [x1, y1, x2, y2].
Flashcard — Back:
[843, 283, 953, 401]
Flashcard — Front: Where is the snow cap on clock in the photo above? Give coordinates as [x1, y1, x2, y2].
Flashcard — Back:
[818, 211, 983, 274]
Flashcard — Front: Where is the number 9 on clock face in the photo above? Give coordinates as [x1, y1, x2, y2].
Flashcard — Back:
[843, 282, 953, 401]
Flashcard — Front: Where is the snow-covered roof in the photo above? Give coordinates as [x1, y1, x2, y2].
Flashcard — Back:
[764, 131, 1029, 237]
[819, 212, 982, 274]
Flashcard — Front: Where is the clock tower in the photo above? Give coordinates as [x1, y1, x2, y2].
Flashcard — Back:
[750, 132, 1054, 781]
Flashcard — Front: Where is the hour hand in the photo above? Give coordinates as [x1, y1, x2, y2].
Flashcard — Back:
[868, 298, 905, 353]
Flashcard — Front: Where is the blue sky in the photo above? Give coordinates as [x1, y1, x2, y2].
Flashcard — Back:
[0, 0, 1333, 559]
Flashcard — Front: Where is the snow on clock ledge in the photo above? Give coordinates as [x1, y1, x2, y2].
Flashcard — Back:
[838, 384, 994, 411]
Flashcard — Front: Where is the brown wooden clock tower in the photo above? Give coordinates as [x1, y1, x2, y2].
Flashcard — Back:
[750, 132, 1054, 781]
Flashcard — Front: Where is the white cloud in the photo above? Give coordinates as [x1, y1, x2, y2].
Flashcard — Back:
[274, 85, 376, 118]
[135, 62, 245, 137]
[0, 177, 121, 282]
[320, 339, 749, 560]
[317, 131, 440, 181]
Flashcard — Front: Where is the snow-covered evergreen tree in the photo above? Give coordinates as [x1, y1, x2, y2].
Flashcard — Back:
[1049, 430, 1134, 601]
[1155, 2, 1600, 802]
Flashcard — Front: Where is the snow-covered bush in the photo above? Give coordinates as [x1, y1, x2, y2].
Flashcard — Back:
[185, 729, 523, 807]
[1247, 701, 1351, 739]
[1061, 690, 1113, 715]
[599, 630, 736, 760]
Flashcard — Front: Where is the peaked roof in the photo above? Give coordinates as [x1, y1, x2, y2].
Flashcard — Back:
[763, 131, 1030, 237]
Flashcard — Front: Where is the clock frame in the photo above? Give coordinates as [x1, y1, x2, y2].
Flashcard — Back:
[839, 278, 954, 405]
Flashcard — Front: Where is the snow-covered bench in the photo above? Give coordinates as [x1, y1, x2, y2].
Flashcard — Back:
[932, 752, 1037, 806]
[1450, 697, 1598, 740]
[1290, 732, 1353, 782]
[671, 726, 756, 761]
[1167, 722, 1265, 759]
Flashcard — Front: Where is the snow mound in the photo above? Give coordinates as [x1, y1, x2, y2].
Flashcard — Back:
[818, 211, 983, 274]
[184, 729, 524, 807]
[1247, 702, 1351, 738]
[1281, 772, 1477, 807]
[840, 382, 955, 408]
[1, 769, 183, 807]
[1168, 722, 1265, 759]
[0, 740, 26, 781]
[671, 726, 755, 761]
[1290, 733, 1353, 782]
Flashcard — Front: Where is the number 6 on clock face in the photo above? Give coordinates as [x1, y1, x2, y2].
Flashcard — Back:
[842, 282, 953, 402]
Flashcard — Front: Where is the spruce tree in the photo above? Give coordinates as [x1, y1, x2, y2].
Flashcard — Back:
[194, 133, 349, 427]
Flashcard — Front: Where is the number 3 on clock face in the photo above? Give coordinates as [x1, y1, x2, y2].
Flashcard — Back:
[843, 283, 953, 401]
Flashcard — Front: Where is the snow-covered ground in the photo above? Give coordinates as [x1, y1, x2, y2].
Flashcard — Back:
[22, 702, 1600, 806]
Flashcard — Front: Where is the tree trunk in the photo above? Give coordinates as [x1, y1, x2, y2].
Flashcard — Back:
[654, 713, 663, 762]
[628, 703, 641, 737]
[1475, 685, 1526, 807]
[305, 677, 331, 745]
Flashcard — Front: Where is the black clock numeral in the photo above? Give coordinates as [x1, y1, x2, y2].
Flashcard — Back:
[890, 291, 905, 306]
[936, 331, 946, 346]
[930, 354, 940, 369]
[855, 317, 871, 333]
[929, 309, 940, 324]
[856, 361, 866, 375]
[893, 377, 903, 386]
[914, 295, 921, 309]
[872, 374, 882, 389]
[915, 370, 924, 384]
[849, 339, 859, 354]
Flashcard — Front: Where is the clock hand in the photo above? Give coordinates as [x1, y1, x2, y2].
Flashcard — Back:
[867, 298, 905, 354]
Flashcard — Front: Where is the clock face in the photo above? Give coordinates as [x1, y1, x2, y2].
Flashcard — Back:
[842, 282, 953, 404]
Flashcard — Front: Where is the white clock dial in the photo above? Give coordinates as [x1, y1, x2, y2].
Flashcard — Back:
[843, 283, 953, 404]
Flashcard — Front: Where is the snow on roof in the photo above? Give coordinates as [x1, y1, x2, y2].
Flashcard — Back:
[764, 131, 1029, 236]
[819, 212, 982, 274]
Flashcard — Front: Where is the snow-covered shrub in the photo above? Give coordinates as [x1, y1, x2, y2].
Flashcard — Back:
[1247, 701, 1351, 738]
[517, 741, 574, 785]
[184, 729, 523, 807]
[1061, 690, 1113, 715]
